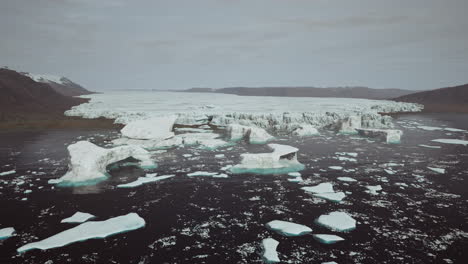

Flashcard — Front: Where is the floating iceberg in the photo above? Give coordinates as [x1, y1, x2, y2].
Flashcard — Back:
[288, 172, 301, 177]
[301, 183, 334, 194]
[292, 124, 319, 137]
[337, 177, 357, 182]
[357, 128, 403, 143]
[226, 124, 274, 144]
[56, 141, 156, 184]
[17, 213, 145, 252]
[313, 192, 346, 202]
[229, 144, 304, 175]
[187, 171, 228, 178]
[431, 139, 468, 146]
[315, 212, 356, 232]
[428, 167, 445, 174]
[121, 115, 177, 140]
[61, 212, 96, 223]
[313, 234, 345, 244]
[266, 220, 312, 236]
[418, 144, 441, 149]
[0, 227, 15, 240]
[117, 174, 175, 188]
[0, 170, 16, 176]
[261, 238, 280, 263]
[287, 177, 303, 183]
[365, 185, 382, 195]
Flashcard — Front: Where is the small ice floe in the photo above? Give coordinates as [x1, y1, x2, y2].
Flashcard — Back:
[121, 115, 177, 140]
[287, 177, 303, 183]
[266, 220, 312, 236]
[215, 154, 225, 159]
[336, 156, 357, 162]
[292, 124, 319, 137]
[337, 177, 357, 182]
[61, 212, 96, 223]
[336, 152, 358, 158]
[313, 192, 346, 202]
[418, 144, 441, 149]
[428, 167, 445, 174]
[24, 190, 32, 194]
[322, 262, 338, 264]
[288, 172, 301, 177]
[0, 227, 15, 240]
[0, 170, 16, 176]
[384, 169, 396, 175]
[187, 171, 228, 178]
[357, 128, 402, 144]
[54, 141, 156, 185]
[365, 185, 382, 195]
[229, 144, 304, 175]
[444, 127, 466, 132]
[313, 234, 345, 244]
[117, 174, 175, 188]
[431, 139, 468, 146]
[315, 212, 356, 232]
[17, 213, 145, 252]
[417, 126, 443, 131]
[182, 154, 193, 158]
[175, 127, 211, 133]
[302, 183, 346, 202]
[226, 124, 274, 144]
[220, 165, 233, 171]
[328, 166, 343, 170]
[261, 238, 280, 263]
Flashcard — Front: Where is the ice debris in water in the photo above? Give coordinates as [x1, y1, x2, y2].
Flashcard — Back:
[266, 220, 312, 236]
[365, 185, 382, 195]
[187, 171, 228, 178]
[315, 212, 356, 232]
[287, 177, 303, 183]
[328, 166, 343, 170]
[427, 167, 445, 174]
[292, 124, 319, 137]
[55, 141, 156, 184]
[61, 212, 96, 223]
[0, 227, 15, 240]
[338, 115, 361, 134]
[418, 144, 441, 149]
[17, 213, 145, 252]
[0, 170, 16, 176]
[120, 115, 177, 140]
[287, 172, 301, 177]
[261, 238, 280, 263]
[357, 128, 402, 143]
[117, 174, 175, 188]
[313, 234, 345, 244]
[337, 177, 357, 182]
[226, 124, 274, 144]
[229, 144, 304, 175]
[431, 139, 468, 146]
[301, 183, 345, 202]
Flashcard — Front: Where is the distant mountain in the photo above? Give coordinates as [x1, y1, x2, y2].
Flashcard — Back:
[394, 83, 468, 112]
[0, 68, 88, 121]
[22, 72, 92, 96]
[182, 86, 416, 100]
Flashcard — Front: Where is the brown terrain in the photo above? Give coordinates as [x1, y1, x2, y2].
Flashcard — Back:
[0, 68, 117, 130]
[394, 83, 468, 113]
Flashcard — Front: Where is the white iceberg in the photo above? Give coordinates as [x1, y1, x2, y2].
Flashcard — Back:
[301, 183, 334, 194]
[313, 192, 346, 202]
[292, 124, 319, 137]
[117, 174, 175, 188]
[431, 139, 468, 146]
[287, 177, 303, 183]
[120, 116, 177, 140]
[315, 212, 356, 232]
[428, 167, 445, 174]
[261, 238, 280, 263]
[229, 144, 304, 175]
[61, 212, 96, 223]
[287, 172, 301, 177]
[0, 170, 16, 176]
[338, 115, 361, 134]
[187, 171, 228, 178]
[17, 213, 145, 252]
[328, 166, 343, 170]
[313, 234, 345, 244]
[337, 177, 357, 182]
[56, 141, 156, 184]
[266, 220, 312, 236]
[0, 227, 15, 240]
[357, 128, 402, 143]
[365, 185, 382, 195]
[226, 124, 274, 144]
[417, 126, 443, 131]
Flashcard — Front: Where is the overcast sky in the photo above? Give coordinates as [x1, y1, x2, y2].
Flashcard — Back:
[1, 0, 468, 91]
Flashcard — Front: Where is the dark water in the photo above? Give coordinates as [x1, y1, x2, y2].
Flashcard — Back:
[0, 113, 467, 264]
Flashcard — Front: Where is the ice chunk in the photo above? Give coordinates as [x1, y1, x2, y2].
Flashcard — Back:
[0, 227, 15, 240]
[56, 141, 156, 184]
[365, 185, 382, 195]
[117, 174, 175, 188]
[315, 212, 356, 232]
[418, 126, 443, 131]
[357, 128, 402, 143]
[337, 177, 357, 182]
[61, 212, 96, 223]
[292, 124, 319, 137]
[287, 172, 301, 177]
[313, 234, 345, 244]
[226, 124, 274, 144]
[17, 213, 145, 252]
[313, 192, 346, 202]
[336, 152, 358, 157]
[121, 116, 177, 140]
[287, 177, 303, 183]
[301, 183, 334, 194]
[428, 167, 445, 174]
[418, 144, 441, 149]
[328, 166, 343, 170]
[261, 238, 280, 263]
[0, 170, 16, 176]
[322, 262, 338, 264]
[444, 127, 466, 132]
[229, 144, 304, 175]
[384, 169, 396, 175]
[187, 171, 228, 178]
[431, 139, 468, 146]
[174, 127, 210, 133]
[338, 115, 361, 134]
[266, 220, 312, 236]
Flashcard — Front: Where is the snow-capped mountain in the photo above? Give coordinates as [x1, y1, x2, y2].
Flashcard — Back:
[22, 72, 93, 96]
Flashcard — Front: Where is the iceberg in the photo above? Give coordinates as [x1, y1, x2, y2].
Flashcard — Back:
[229, 144, 304, 175]
[365, 185, 382, 195]
[17, 213, 145, 252]
[117, 174, 175, 188]
[427, 167, 445, 174]
[187, 171, 228, 178]
[328, 166, 343, 170]
[261, 238, 280, 263]
[301, 183, 334, 194]
[61, 212, 96, 223]
[313, 234, 345, 244]
[121, 115, 177, 140]
[315, 212, 356, 232]
[287, 177, 303, 183]
[357, 128, 403, 143]
[292, 124, 319, 137]
[0, 227, 15, 240]
[337, 177, 357, 182]
[431, 139, 468, 146]
[266, 220, 312, 236]
[56, 141, 156, 184]
[288, 172, 301, 177]
[338, 115, 361, 134]
[313, 192, 346, 202]
[226, 124, 274, 144]
[418, 144, 441, 149]
[0, 170, 16, 176]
